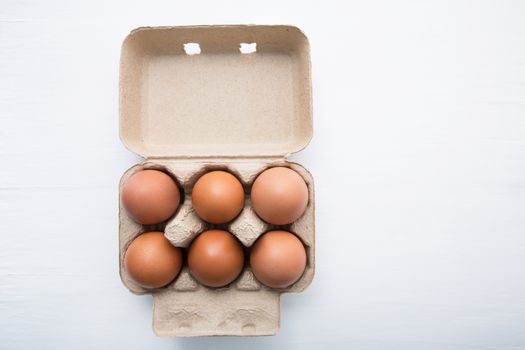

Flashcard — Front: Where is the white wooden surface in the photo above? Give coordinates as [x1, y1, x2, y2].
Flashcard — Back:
[1, 1, 524, 349]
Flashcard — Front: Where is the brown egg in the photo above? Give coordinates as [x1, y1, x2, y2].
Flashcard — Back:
[250, 230, 306, 289]
[121, 169, 181, 225]
[251, 167, 309, 225]
[124, 231, 183, 289]
[192, 171, 244, 224]
[188, 230, 244, 287]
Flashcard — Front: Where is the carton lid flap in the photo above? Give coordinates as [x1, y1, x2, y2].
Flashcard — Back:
[119, 25, 312, 158]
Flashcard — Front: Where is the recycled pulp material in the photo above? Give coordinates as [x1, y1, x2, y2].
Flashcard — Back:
[119, 25, 315, 336]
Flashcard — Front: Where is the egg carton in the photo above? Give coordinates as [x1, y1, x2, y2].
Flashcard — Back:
[118, 25, 315, 336]
[119, 159, 315, 336]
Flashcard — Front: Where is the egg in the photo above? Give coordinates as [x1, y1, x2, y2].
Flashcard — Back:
[188, 230, 244, 288]
[192, 171, 244, 224]
[251, 167, 309, 225]
[250, 230, 306, 289]
[121, 169, 181, 225]
[124, 231, 183, 289]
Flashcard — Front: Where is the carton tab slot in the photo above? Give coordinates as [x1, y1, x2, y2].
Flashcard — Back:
[184, 43, 201, 55]
[239, 42, 257, 54]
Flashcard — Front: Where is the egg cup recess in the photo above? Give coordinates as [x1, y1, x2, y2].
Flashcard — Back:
[118, 25, 315, 337]
[121, 169, 182, 225]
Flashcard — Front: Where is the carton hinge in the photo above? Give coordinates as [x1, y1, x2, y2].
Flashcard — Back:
[144, 155, 289, 163]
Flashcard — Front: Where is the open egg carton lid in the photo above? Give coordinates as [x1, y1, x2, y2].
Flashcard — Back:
[119, 25, 313, 159]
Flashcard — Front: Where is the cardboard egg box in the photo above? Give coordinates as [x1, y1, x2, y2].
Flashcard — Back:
[118, 25, 315, 336]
